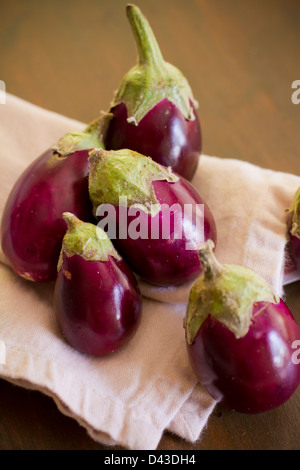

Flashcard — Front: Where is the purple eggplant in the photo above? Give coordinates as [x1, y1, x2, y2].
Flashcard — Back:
[287, 186, 300, 273]
[185, 240, 300, 414]
[88, 148, 217, 287]
[54, 212, 142, 356]
[1, 119, 103, 282]
[102, 4, 201, 182]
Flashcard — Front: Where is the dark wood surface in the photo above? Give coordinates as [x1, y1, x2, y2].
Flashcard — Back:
[0, 0, 299, 451]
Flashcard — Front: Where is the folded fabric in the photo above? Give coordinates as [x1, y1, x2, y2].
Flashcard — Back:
[0, 94, 299, 450]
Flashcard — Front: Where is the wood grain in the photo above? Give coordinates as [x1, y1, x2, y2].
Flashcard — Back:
[0, 0, 299, 451]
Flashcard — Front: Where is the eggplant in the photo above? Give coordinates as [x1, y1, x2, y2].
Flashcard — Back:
[184, 240, 300, 414]
[54, 213, 142, 356]
[102, 4, 202, 182]
[287, 186, 300, 273]
[88, 148, 217, 287]
[1, 119, 103, 282]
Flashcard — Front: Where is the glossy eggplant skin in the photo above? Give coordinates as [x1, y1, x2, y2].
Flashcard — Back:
[187, 300, 300, 414]
[54, 253, 142, 356]
[105, 176, 216, 287]
[1, 149, 93, 282]
[103, 98, 202, 182]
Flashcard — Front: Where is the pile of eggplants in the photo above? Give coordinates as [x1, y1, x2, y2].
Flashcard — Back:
[0, 3, 299, 414]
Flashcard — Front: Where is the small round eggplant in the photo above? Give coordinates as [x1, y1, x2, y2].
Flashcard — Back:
[184, 240, 300, 414]
[88, 148, 217, 287]
[286, 186, 300, 273]
[102, 4, 201, 181]
[54, 213, 142, 356]
[1, 120, 103, 282]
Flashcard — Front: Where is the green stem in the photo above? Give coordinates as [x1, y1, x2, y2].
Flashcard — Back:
[198, 240, 222, 281]
[126, 4, 164, 69]
[184, 241, 279, 343]
[58, 212, 121, 270]
[110, 4, 196, 123]
[88, 148, 178, 216]
[84, 115, 102, 135]
[63, 212, 82, 231]
[52, 116, 103, 156]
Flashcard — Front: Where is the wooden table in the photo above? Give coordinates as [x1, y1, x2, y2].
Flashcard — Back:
[0, 0, 299, 451]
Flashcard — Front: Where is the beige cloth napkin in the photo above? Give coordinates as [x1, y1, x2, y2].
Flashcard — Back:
[0, 93, 299, 450]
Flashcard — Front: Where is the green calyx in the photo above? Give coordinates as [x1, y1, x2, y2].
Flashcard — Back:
[52, 117, 104, 156]
[288, 186, 300, 239]
[58, 212, 121, 271]
[88, 148, 178, 216]
[184, 240, 279, 344]
[109, 4, 197, 125]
